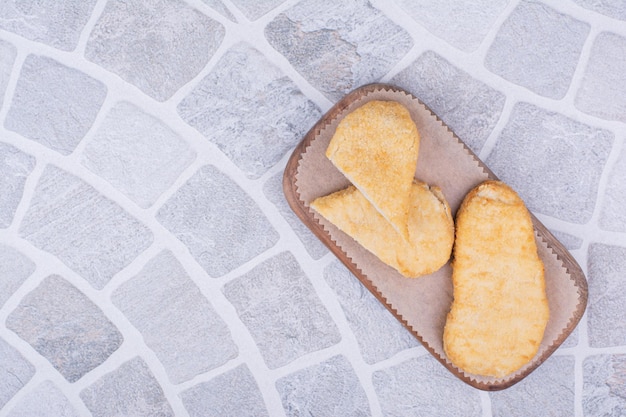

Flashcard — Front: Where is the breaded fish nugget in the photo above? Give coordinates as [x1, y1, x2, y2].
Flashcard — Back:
[311, 181, 453, 278]
[325, 100, 419, 241]
[443, 180, 549, 378]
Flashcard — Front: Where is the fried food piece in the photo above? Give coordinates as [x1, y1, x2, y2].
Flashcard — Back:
[443, 180, 549, 378]
[326, 100, 419, 240]
[311, 181, 453, 278]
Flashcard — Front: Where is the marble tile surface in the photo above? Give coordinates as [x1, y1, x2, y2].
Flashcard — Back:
[0, 1, 624, 416]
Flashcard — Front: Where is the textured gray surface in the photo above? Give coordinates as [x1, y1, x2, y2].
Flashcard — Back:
[230, 0, 285, 20]
[373, 355, 482, 417]
[486, 102, 613, 223]
[0, 244, 34, 308]
[549, 230, 583, 251]
[572, 0, 626, 21]
[180, 364, 268, 417]
[0, 40, 15, 109]
[324, 259, 418, 364]
[82, 101, 196, 208]
[0, 142, 34, 228]
[6, 275, 123, 382]
[85, 0, 225, 101]
[265, 0, 413, 101]
[0, 1, 624, 416]
[263, 171, 328, 260]
[392, 0, 509, 52]
[200, 0, 236, 22]
[575, 31, 626, 123]
[0, 337, 34, 409]
[485, 0, 589, 99]
[0, 1, 98, 51]
[490, 356, 575, 416]
[391, 50, 506, 153]
[583, 354, 626, 417]
[587, 243, 626, 348]
[157, 164, 279, 277]
[276, 355, 370, 417]
[19, 165, 153, 289]
[5, 55, 106, 155]
[599, 146, 626, 232]
[223, 252, 341, 369]
[80, 357, 174, 417]
[177, 43, 320, 179]
[112, 250, 238, 383]
[6, 381, 79, 417]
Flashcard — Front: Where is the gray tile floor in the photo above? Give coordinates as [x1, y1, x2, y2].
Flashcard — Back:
[0, 0, 625, 416]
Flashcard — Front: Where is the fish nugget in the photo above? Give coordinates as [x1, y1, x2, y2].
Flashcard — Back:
[325, 100, 419, 241]
[443, 180, 549, 378]
[311, 181, 453, 278]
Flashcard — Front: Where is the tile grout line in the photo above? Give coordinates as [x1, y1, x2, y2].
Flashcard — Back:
[183, 0, 241, 27]
[72, 0, 108, 56]
[0, 38, 26, 122]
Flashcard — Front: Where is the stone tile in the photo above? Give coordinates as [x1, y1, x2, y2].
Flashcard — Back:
[490, 356, 575, 416]
[201, 0, 236, 22]
[180, 364, 268, 417]
[223, 252, 341, 369]
[583, 354, 626, 416]
[230, 0, 285, 20]
[157, 165, 278, 277]
[324, 260, 417, 364]
[4, 55, 106, 155]
[19, 165, 153, 289]
[177, 43, 320, 179]
[572, 0, 626, 20]
[6, 381, 79, 417]
[0, 1, 98, 51]
[392, 0, 509, 51]
[0, 39, 16, 109]
[80, 357, 174, 417]
[85, 0, 225, 101]
[82, 101, 196, 208]
[486, 102, 613, 223]
[575, 32, 626, 123]
[587, 243, 626, 347]
[0, 337, 35, 409]
[265, 0, 413, 101]
[5, 275, 123, 383]
[0, 243, 35, 309]
[373, 355, 481, 417]
[0, 142, 35, 228]
[485, 0, 589, 99]
[550, 230, 583, 251]
[599, 146, 626, 232]
[262, 172, 327, 260]
[276, 355, 370, 416]
[391, 50, 505, 153]
[112, 250, 238, 384]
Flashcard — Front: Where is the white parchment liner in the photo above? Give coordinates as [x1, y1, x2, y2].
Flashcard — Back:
[287, 84, 587, 390]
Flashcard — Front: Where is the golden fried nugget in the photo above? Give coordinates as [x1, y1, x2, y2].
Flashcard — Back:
[325, 100, 419, 240]
[311, 181, 453, 278]
[443, 180, 549, 378]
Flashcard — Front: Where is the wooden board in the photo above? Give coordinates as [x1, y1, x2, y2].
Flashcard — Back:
[283, 83, 588, 390]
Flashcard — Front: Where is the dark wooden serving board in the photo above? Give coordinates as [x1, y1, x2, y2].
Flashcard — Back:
[283, 83, 588, 390]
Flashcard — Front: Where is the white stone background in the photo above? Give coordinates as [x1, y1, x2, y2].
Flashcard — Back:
[0, 0, 625, 416]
